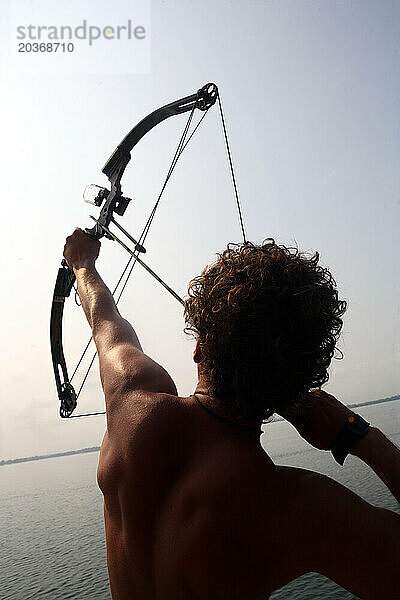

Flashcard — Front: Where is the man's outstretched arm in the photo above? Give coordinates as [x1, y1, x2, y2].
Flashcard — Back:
[63, 230, 177, 426]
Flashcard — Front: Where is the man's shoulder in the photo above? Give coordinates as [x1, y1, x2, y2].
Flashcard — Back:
[104, 392, 189, 459]
[99, 394, 186, 487]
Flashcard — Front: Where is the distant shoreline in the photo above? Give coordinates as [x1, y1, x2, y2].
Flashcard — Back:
[1, 394, 399, 466]
[0, 446, 100, 467]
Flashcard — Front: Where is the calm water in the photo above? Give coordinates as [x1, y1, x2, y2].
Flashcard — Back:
[1, 401, 399, 600]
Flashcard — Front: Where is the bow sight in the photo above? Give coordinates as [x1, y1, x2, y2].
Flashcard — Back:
[84, 184, 131, 220]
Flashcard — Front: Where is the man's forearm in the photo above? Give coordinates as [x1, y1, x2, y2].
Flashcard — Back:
[74, 265, 142, 350]
[351, 426, 400, 505]
[74, 266, 116, 330]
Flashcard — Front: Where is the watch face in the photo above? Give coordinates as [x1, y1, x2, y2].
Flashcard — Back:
[347, 414, 369, 435]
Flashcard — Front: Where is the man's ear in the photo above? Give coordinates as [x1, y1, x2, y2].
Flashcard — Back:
[193, 338, 202, 364]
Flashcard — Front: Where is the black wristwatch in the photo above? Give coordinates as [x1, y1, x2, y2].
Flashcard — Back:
[330, 414, 370, 466]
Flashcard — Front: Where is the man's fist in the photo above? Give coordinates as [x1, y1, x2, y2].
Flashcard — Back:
[277, 390, 355, 450]
[63, 228, 101, 270]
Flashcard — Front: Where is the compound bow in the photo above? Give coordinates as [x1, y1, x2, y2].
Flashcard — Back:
[50, 82, 246, 419]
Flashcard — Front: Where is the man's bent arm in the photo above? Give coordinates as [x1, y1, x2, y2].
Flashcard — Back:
[278, 390, 400, 506]
[278, 390, 400, 595]
[351, 426, 400, 505]
[296, 470, 400, 599]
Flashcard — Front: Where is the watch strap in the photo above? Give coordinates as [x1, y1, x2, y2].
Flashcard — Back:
[330, 414, 370, 466]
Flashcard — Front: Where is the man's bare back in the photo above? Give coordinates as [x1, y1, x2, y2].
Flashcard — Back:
[98, 392, 305, 599]
[64, 230, 400, 600]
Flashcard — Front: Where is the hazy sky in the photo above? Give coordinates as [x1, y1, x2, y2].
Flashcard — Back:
[1, 0, 399, 459]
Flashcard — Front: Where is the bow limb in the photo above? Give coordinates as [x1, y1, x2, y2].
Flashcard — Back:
[102, 85, 217, 179]
[87, 83, 218, 239]
[50, 262, 78, 417]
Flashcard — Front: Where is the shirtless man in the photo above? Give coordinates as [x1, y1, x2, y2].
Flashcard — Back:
[64, 230, 400, 600]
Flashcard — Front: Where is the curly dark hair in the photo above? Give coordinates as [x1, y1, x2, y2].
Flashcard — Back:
[184, 240, 347, 422]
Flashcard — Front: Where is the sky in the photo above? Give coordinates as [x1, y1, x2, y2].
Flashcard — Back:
[0, 0, 399, 460]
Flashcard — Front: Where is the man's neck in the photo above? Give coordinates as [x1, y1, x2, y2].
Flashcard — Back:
[194, 377, 263, 433]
